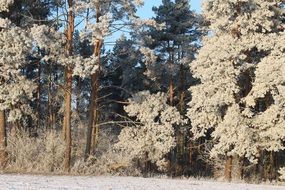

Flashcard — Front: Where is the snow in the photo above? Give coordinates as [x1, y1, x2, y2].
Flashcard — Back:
[0, 175, 284, 190]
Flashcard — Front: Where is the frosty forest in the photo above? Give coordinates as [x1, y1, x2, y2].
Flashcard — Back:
[0, 0, 285, 184]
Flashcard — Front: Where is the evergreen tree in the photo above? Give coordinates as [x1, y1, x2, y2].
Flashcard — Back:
[187, 0, 285, 181]
[115, 91, 186, 172]
[139, 0, 201, 175]
[0, 0, 35, 166]
[142, 0, 200, 102]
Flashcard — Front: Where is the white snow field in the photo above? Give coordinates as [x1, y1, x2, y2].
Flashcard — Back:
[0, 175, 284, 190]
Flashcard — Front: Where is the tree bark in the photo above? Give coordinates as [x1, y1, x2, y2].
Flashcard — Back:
[47, 62, 52, 129]
[0, 110, 7, 167]
[166, 41, 174, 106]
[169, 76, 174, 106]
[269, 151, 276, 181]
[188, 140, 194, 167]
[85, 4, 101, 158]
[85, 74, 99, 158]
[178, 63, 186, 170]
[85, 42, 101, 158]
[63, 67, 73, 172]
[179, 64, 185, 113]
[225, 156, 233, 181]
[63, 0, 74, 172]
[37, 59, 41, 130]
[75, 76, 81, 141]
[238, 156, 245, 180]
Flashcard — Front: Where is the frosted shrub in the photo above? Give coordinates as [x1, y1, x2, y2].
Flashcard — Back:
[72, 150, 141, 176]
[6, 130, 65, 173]
[115, 91, 186, 171]
[278, 167, 285, 181]
[0, 0, 13, 12]
[71, 126, 140, 176]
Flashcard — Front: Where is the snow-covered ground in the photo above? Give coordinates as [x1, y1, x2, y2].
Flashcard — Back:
[0, 174, 284, 190]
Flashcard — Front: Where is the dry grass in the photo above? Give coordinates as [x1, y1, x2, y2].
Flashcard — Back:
[3, 127, 141, 176]
[5, 130, 65, 173]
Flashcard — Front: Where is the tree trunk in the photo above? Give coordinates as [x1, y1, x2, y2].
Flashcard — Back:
[75, 76, 81, 140]
[0, 110, 7, 167]
[225, 156, 233, 181]
[85, 4, 101, 158]
[63, 68, 72, 171]
[63, 0, 74, 172]
[257, 151, 264, 181]
[169, 76, 174, 106]
[91, 98, 99, 153]
[188, 140, 194, 167]
[269, 151, 276, 181]
[85, 42, 101, 158]
[178, 63, 186, 172]
[37, 59, 41, 130]
[47, 62, 52, 129]
[179, 64, 185, 113]
[238, 156, 245, 180]
[85, 74, 99, 158]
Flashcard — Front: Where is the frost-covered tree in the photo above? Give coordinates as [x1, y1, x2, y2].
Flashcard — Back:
[72, 0, 154, 159]
[0, 0, 36, 166]
[138, 0, 201, 174]
[0, 0, 52, 27]
[187, 0, 285, 180]
[279, 167, 285, 181]
[115, 91, 185, 171]
[22, 0, 148, 170]
[4, 0, 60, 131]
[0, 0, 13, 12]
[23, 2, 74, 170]
[141, 0, 200, 105]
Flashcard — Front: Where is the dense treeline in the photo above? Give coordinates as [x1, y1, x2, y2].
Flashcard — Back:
[0, 0, 285, 182]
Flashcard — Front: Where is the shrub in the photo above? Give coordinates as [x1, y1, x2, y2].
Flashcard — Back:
[6, 130, 65, 173]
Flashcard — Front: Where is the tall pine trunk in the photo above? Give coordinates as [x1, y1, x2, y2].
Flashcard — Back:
[178, 64, 185, 113]
[0, 110, 7, 167]
[238, 156, 245, 180]
[85, 4, 101, 158]
[225, 156, 233, 181]
[63, 68, 72, 171]
[37, 60, 41, 130]
[169, 76, 174, 106]
[85, 74, 99, 158]
[47, 63, 52, 129]
[178, 63, 186, 171]
[269, 151, 276, 181]
[63, 0, 74, 172]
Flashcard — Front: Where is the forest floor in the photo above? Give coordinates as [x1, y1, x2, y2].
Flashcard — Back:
[0, 174, 284, 190]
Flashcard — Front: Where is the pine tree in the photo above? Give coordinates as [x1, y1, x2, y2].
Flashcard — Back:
[110, 35, 145, 96]
[0, 0, 35, 166]
[187, 0, 285, 181]
[1, 0, 58, 132]
[74, 0, 146, 158]
[115, 91, 186, 172]
[104, 34, 145, 113]
[142, 0, 200, 102]
[140, 0, 201, 174]
[62, 0, 74, 172]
